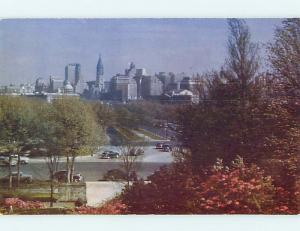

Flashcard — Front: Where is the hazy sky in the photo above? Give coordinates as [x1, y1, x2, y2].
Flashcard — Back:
[0, 18, 282, 85]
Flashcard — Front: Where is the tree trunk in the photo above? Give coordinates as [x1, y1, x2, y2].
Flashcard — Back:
[66, 154, 71, 183]
[70, 155, 76, 183]
[50, 174, 54, 207]
[17, 153, 21, 187]
[8, 155, 12, 189]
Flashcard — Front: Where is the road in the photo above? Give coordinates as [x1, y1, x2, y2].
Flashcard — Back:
[0, 145, 173, 181]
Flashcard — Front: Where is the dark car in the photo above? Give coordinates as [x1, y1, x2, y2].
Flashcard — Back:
[0, 172, 33, 183]
[162, 144, 172, 152]
[100, 151, 120, 159]
[155, 143, 163, 149]
[53, 170, 84, 182]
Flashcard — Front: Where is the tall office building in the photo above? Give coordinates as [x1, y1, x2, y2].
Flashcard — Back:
[65, 63, 81, 93]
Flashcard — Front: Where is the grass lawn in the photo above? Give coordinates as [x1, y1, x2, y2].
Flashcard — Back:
[137, 128, 164, 140]
[115, 126, 144, 142]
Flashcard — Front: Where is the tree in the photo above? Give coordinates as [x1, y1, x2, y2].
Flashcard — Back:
[119, 144, 142, 187]
[0, 96, 36, 188]
[226, 18, 260, 106]
[268, 18, 300, 95]
[91, 102, 115, 128]
[51, 98, 104, 183]
[33, 102, 62, 207]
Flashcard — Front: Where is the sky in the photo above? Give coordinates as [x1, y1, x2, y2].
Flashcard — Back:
[0, 18, 282, 85]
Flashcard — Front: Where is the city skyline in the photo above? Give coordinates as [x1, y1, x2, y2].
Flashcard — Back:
[0, 18, 282, 85]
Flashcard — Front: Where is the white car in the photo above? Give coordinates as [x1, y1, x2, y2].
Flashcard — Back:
[0, 155, 29, 165]
[19, 156, 29, 164]
[0, 157, 17, 166]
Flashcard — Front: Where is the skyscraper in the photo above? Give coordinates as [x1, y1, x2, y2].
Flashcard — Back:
[65, 63, 81, 93]
[96, 54, 104, 88]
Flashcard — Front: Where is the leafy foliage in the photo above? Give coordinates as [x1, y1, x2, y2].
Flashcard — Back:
[121, 157, 298, 214]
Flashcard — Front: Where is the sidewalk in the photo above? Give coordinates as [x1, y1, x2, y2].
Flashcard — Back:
[85, 181, 125, 207]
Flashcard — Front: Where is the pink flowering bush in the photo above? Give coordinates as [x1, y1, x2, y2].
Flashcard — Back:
[2, 198, 44, 210]
[121, 156, 298, 214]
[75, 198, 127, 214]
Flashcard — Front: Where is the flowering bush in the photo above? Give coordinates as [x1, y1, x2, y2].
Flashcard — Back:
[121, 156, 299, 214]
[75, 198, 127, 214]
[2, 198, 44, 210]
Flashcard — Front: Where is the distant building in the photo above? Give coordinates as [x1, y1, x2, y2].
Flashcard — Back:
[85, 55, 105, 99]
[63, 81, 74, 94]
[49, 76, 64, 93]
[156, 72, 180, 92]
[103, 81, 111, 93]
[180, 76, 201, 94]
[35, 78, 48, 93]
[161, 89, 199, 104]
[65, 63, 84, 94]
[96, 54, 104, 89]
[0, 84, 21, 95]
[125, 62, 136, 78]
[20, 84, 35, 95]
[140, 75, 163, 99]
[110, 74, 137, 101]
[108, 62, 139, 101]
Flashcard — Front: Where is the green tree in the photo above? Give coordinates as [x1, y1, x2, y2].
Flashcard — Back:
[51, 98, 104, 182]
[0, 96, 36, 188]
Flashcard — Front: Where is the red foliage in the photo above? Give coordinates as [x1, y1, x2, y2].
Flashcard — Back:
[121, 157, 299, 214]
[75, 198, 127, 214]
[2, 198, 44, 209]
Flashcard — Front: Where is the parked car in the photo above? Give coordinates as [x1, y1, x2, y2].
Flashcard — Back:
[73, 173, 84, 182]
[155, 143, 164, 149]
[0, 172, 33, 183]
[162, 144, 172, 152]
[0, 157, 17, 166]
[19, 156, 29, 164]
[53, 170, 84, 182]
[100, 151, 120, 159]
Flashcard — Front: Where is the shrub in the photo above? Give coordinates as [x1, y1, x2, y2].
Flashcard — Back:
[2, 198, 44, 210]
[75, 198, 127, 214]
[121, 156, 298, 214]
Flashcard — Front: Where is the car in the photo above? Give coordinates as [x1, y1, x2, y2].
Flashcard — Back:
[107, 151, 120, 159]
[0, 155, 29, 164]
[100, 151, 120, 159]
[0, 172, 33, 183]
[162, 144, 172, 152]
[53, 170, 84, 182]
[20, 157, 29, 164]
[73, 173, 84, 182]
[155, 143, 164, 149]
[0, 157, 17, 166]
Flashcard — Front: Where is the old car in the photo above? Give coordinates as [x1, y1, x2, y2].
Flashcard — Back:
[0, 172, 33, 183]
[155, 143, 164, 149]
[162, 144, 172, 152]
[100, 151, 120, 159]
[0, 157, 17, 166]
[53, 170, 84, 182]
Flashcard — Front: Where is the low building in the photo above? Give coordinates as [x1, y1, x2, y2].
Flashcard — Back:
[110, 74, 137, 101]
[35, 78, 49, 93]
[49, 76, 64, 93]
[140, 75, 163, 99]
[161, 89, 199, 104]
[180, 76, 201, 94]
